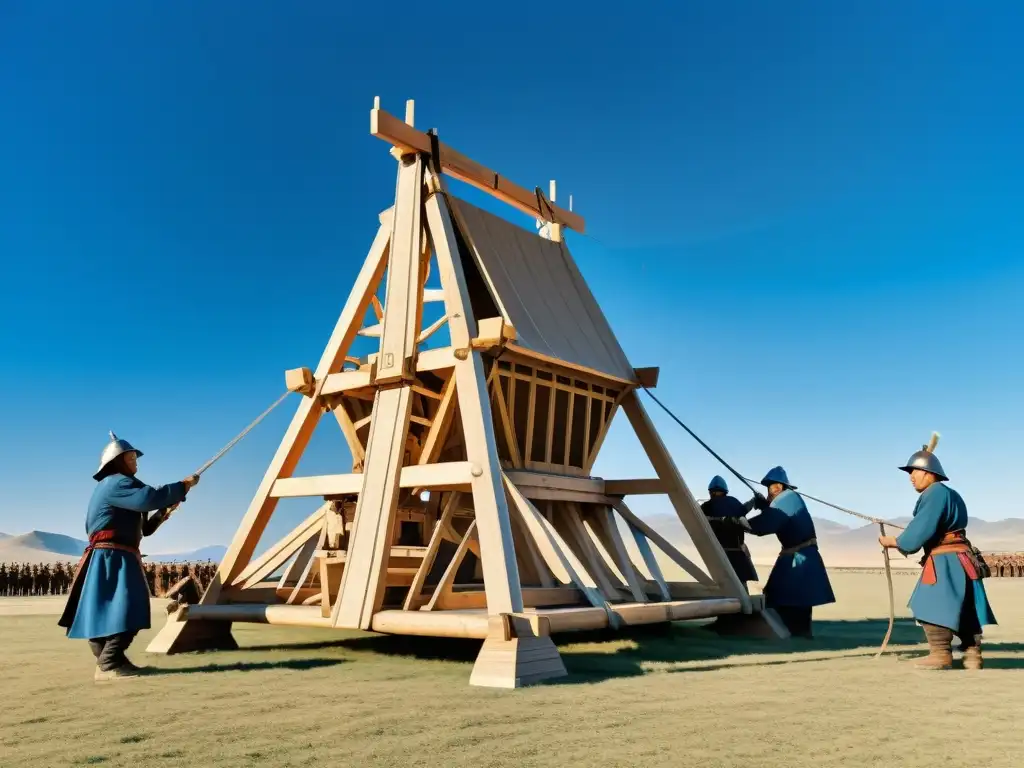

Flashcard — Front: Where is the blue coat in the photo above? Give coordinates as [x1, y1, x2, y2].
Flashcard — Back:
[61, 474, 188, 639]
[700, 495, 759, 582]
[895, 482, 997, 633]
[746, 489, 835, 608]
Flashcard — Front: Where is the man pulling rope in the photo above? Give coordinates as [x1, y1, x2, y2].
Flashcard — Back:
[59, 391, 293, 681]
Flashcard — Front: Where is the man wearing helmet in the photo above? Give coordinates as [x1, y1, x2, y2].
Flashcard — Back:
[733, 466, 835, 638]
[700, 475, 758, 587]
[58, 432, 200, 680]
[878, 435, 997, 669]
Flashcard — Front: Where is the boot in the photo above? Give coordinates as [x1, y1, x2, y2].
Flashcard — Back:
[961, 636, 983, 670]
[914, 623, 953, 669]
[94, 664, 142, 682]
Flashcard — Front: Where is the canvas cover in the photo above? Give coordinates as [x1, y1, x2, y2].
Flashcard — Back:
[450, 196, 635, 382]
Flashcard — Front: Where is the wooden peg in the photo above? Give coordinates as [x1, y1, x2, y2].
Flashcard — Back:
[373, 95, 380, 110]
[549, 180, 556, 203]
[285, 367, 315, 396]
[405, 99, 415, 126]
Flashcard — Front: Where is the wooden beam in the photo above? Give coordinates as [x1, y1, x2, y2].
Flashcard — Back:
[375, 153, 425, 384]
[205, 217, 392, 593]
[603, 478, 666, 496]
[503, 477, 607, 612]
[504, 471, 604, 495]
[633, 367, 659, 388]
[269, 461, 477, 498]
[319, 370, 373, 397]
[232, 505, 328, 589]
[423, 520, 478, 611]
[332, 386, 414, 629]
[620, 391, 750, 610]
[403, 491, 460, 610]
[427, 183, 524, 616]
[371, 106, 585, 234]
[436, 586, 583, 610]
[611, 499, 715, 587]
[588, 506, 648, 603]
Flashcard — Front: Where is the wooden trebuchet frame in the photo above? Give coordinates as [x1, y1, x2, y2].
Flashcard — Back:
[146, 98, 785, 687]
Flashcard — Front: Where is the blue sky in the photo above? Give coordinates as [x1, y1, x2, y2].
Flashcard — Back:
[1, 2, 1022, 555]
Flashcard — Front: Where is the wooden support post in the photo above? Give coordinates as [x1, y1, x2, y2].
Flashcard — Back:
[334, 154, 426, 630]
[621, 390, 750, 612]
[332, 386, 414, 629]
[589, 506, 648, 603]
[426, 181, 524, 616]
[403, 492, 460, 610]
[147, 213, 393, 656]
[469, 614, 566, 689]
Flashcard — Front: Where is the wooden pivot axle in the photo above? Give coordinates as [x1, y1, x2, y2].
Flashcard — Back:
[146, 96, 786, 687]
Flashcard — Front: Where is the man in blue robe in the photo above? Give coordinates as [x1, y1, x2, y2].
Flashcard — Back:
[700, 475, 758, 586]
[879, 438, 996, 669]
[736, 466, 835, 638]
[58, 432, 199, 681]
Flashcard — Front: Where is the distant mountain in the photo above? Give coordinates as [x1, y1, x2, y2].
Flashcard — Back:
[7, 531, 87, 557]
[0, 532, 10, 540]
[0, 530, 225, 565]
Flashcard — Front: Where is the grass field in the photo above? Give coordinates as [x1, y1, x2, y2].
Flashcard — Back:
[1, 571, 1021, 768]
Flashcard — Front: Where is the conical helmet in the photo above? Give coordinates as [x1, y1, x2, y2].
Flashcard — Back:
[760, 465, 796, 490]
[708, 475, 729, 493]
[898, 432, 947, 481]
[93, 431, 143, 480]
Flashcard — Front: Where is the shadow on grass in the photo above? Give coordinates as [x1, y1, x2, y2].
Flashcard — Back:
[164, 618, 1024, 684]
[147, 658, 344, 675]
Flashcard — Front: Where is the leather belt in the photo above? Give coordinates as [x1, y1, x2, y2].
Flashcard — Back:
[780, 538, 817, 556]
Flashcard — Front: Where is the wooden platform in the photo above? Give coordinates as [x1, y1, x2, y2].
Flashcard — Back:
[174, 594, 752, 640]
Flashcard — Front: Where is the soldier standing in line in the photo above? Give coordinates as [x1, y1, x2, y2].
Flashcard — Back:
[58, 432, 199, 681]
[0, 563, 7, 596]
[879, 435, 997, 669]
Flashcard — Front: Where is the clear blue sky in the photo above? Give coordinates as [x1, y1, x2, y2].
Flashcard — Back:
[2, 2, 1022, 555]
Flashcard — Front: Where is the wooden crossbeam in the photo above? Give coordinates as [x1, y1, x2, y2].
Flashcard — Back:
[611, 499, 714, 586]
[230, 505, 329, 589]
[371, 106, 585, 234]
[269, 462, 476, 498]
[403, 491, 460, 610]
[423, 520, 478, 611]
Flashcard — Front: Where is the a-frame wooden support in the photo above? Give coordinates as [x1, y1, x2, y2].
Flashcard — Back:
[147, 97, 785, 685]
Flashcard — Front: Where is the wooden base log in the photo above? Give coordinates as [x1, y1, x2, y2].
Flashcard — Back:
[705, 607, 790, 640]
[469, 614, 567, 689]
[145, 607, 240, 655]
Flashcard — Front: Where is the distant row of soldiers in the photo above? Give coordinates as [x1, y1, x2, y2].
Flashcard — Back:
[0, 560, 218, 597]
[986, 553, 1024, 577]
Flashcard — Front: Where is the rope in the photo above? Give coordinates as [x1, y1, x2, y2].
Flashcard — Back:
[192, 390, 292, 476]
[640, 387, 902, 529]
[638, 386, 900, 655]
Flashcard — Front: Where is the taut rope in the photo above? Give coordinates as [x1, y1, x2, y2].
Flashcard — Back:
[639, 386, 899, 657]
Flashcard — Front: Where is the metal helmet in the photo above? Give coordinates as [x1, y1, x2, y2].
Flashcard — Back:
[760, 465, 796, 490]
[899, 445, 947, 482]
[708, 475, 729, 493]
[93, 431, 143, 480]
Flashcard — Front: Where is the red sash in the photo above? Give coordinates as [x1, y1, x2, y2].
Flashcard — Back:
[921, 531, 979, 585]
[57, 530, 142, 629]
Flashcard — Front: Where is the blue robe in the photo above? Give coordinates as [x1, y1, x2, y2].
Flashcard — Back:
[62, 474, 188, 639]
[700, 495, 759, 582]
[746, 489, 835, 608]
[895, 482, 996, 633]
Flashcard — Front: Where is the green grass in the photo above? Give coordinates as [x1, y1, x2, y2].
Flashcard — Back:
[2, 572, 1022, 767]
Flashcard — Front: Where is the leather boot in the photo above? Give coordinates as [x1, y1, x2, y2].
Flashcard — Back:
[914, 623, 953, 669]
[962, 636, 983, 670]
